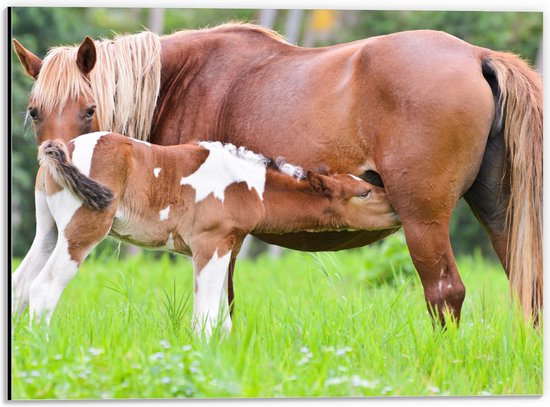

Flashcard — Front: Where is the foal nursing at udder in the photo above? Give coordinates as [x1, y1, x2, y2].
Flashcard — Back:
[13, 131, 399, 337]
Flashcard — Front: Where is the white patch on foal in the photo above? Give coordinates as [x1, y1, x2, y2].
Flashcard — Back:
[153, 167, 161, 177]
[349, 174, 363, 182]
[180, 142, 267, 203]
[159, 205, 170, 221]
[194, 249, 232, 337]
[29, 188, 83, 325]
[71, 131, 110, 176]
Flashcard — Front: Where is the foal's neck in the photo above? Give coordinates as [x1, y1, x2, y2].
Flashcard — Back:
[256, 172, 342, 234]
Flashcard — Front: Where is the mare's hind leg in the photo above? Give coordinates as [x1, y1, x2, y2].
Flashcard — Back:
[13, 172, 56, 316]
[377, 133, 489, 325]
[29, 195, 114, 326]
[400, 218, 465, 324]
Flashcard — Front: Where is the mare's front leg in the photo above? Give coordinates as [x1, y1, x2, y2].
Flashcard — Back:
[29, 193, 115, 326]
[192, 236, 241, 339]
[13, 171, 57, 316]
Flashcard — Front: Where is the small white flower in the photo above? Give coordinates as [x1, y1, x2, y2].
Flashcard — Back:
[351, 375, 377, 389]
[78, 368, 91, 379]
[297, 357, 310, 365]
[182, 345, 192, 352]
[335, 347, 352, 356]
[161, 377, 171, 384]
[427, 385, 440, 393]
[300, 346, 309, 353]
[149, 352, 165, 361]
[30, 370, 41, 377]
[160, 339, 171, 349]
[54, 354, 63, 360]
[382, 385, 393, 395]
[325, 376, 348, 386]
[190, 360, 201, 374]
[88, 347, 104, 356]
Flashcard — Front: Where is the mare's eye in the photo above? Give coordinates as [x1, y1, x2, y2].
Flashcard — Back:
[358, 190, 371, 200]
[86, 106, 96, 119]
[28, 108, 38, 121]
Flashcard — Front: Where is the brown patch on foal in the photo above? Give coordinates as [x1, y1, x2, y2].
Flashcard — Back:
[64, 205, 116, 263]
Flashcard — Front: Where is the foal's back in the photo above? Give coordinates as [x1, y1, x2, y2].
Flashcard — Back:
[56, 132, 265, 254]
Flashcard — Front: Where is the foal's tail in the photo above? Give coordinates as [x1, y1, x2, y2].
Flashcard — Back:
[38, 140, 114, 210]
[485, 52, 543, 322]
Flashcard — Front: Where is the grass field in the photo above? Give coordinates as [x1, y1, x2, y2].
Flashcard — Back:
[10, 234, 543, 399]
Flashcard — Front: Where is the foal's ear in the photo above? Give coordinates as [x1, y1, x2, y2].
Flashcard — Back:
[307, 171, 339, 196]
[13, 39, 42, 79]
[76, 36, 97, 75]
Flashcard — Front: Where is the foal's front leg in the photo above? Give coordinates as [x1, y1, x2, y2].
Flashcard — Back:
[12, 188, 57, 317]
[192, 243, 236, 339]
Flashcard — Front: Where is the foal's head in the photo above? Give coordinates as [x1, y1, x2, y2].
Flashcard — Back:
[307, 172, 400, 230]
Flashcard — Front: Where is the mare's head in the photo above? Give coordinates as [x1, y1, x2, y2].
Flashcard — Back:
[14, 37, 100, 144]
[307, 171, 400, 230]
[13, 33, 161, 144]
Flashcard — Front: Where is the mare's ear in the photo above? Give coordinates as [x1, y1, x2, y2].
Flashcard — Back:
[13, 39, 42, 79]
[307, 171, 340, 196]
[76, 36, 97, 75]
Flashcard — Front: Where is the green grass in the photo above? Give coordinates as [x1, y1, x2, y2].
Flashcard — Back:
[11, 235, 542, 399]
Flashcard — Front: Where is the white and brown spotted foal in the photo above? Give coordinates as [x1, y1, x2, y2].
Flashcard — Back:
[13, 131, 399, 337]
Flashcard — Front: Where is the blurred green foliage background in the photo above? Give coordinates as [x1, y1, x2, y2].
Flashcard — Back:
[10, 8, 542, 259]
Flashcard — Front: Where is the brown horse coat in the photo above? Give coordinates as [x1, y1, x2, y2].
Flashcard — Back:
[14, 24, 542, 324]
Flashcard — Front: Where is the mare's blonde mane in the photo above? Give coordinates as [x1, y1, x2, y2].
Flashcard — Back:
[31, 31, 161, 142]
[30, 23, 285, 142]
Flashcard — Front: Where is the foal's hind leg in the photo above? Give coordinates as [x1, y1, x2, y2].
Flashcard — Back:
[29, 194, 114, 326]
[13, 173, 57, 316]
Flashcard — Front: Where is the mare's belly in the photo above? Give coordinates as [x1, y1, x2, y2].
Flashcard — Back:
[253, 228, 400, 252]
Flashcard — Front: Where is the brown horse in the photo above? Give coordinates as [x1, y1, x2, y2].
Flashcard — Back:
[13, 23, 542, 325]
[13, 132, 398, 337]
